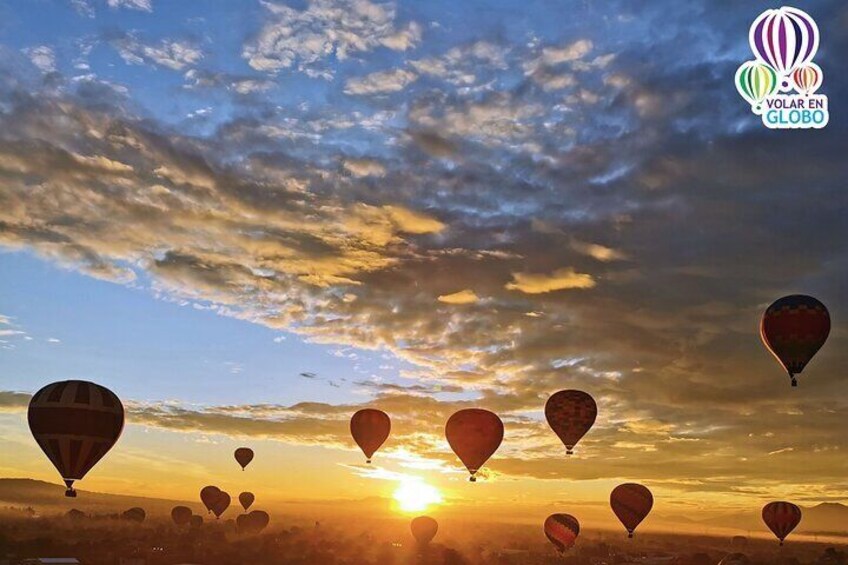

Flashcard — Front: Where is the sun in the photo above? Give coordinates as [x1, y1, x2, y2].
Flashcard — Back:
[393, 479, 443, 513]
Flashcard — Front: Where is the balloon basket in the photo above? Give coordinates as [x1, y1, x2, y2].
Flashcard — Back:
[469, 476, 477, 482]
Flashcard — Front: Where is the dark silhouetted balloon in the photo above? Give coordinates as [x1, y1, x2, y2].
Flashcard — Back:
[760, 295, 830, 386]
[545, 390, 597, 455]
[544, 513, 580, 552]
[410, 516, 438, 545]
[171, 505, 192, 526]
[239, 491, 255, 511]
[27, 380, 125, 497]
[121, 507, 145, 523]
[350, 409, 391, 463]
[190, 514, 203, 528]
[200, 485, 220, 514]
[445, 409, 504, 482]
[211, 490, 231, 519]
[234, 447, 254, 470]
[762, 501, 802, 545]
[237, 510, 270, 534]
[719, 553, 751, 565]
[610, 483, 653, 538]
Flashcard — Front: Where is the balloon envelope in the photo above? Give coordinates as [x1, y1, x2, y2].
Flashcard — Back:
[121, 507, 145, 523]
[410, 516, 438, 545]
[544, 514, 580, 553]
[239, 491, 255, 511]
[760, 295, 830, 386]
[237, 510, 270, 534]
[545, 390, 597, 455]
[749, 7, 819, 75]
[445, 409, 504, 481]
[610, 483, 653, 537]
[200, 485, 220, 514]
[762, 501, 801, 544]
[211, 490, 231, 519]
[27, 380, 125, 497]
[350, 409, 391, 463]
[792, 63, 822, 95]
[234, 447, 254, 470]
[736, 61, 778, 106]
[171, 505, 192, 526]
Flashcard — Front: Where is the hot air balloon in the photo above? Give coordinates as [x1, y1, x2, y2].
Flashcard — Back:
[545, 390, 597, 455]
[762, 501, 802, 545]
[350, 409, 391, 463]
[27, 380, 125, 497]
[171, 505, 192, 526]
[234, 447, 254, 470]
[211, 490, 231, 519]
[410, 516, 438, 545]
[792, 63, 823, 96]
[749, 7, 819, 78]
[719, 553, 751, 565]
[239, 491, 255, 512]
[121, 507, 146, 523]
[610, 483, 653, 538]
[735, 61, 778, 109]
[445, 409, 504, 482]
[237, 510, 270, 534]
[760, 295, 830, 386]
[544, 514, 580, 553]
[190, 514, 204, 528]
[200, 485, 221, 514]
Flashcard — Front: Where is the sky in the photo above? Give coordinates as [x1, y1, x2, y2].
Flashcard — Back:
[0, 0, 847, 528]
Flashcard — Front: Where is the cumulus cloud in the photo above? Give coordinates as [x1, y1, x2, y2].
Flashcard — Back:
[506, 268, 596, 293]
[243, 0, 420, 77]
[344, 68, 418, 95]
[107, 0, 152, 11]
[113, 35, 202, 71]
[22, 46, 56, 73]
[437, 289, 479, 304]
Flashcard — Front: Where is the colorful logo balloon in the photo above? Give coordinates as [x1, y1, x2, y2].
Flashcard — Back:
[792, 63, 823, 95]
[749, 7, 819, 78]
[735, 61, 778, 110]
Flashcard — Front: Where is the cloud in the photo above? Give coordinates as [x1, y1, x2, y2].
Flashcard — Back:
[22, 46, 56, 73]
[505, 268, 596, 294]
[243, 0, 420, 77]
[344, 68, 418, 95]
[437, 289, 479, 305]
[107, 0, 152, 11]
[343, 158, 386, 177]
[113, 35, 202, 71]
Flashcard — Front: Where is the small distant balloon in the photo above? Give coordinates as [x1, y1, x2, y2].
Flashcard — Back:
[211, 490, 231, 519]
[234, 447, 254, 470]
[410, 516, 438, 545]
[610, 483, 653, 538]
[350, 409, 391, 463]
[171, 506, 192, 526]
[27, 380, 125, 497]
[239, 491, 255, 511]
[237, 510, 270, 534]
[762, 501, 802, 545]
[445, 408, 504, 482]
[190, 514, 204, 528]
[121, 507, 145, 523]
[760, 295, 830, 386]
[545, 390, 597, 455]
[200, 485, 221, 514]
[544, 513, 580, 553]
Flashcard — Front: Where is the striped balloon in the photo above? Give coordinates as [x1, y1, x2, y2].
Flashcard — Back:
[749, 7, 819, 76]
[610, 483, 654, 538]
[762, 501, 802, 545]
[736, 61, 778, 108]
[544, 513, 580, 553]
[27, 380, 125, 497]
[792, 63, 823, 95]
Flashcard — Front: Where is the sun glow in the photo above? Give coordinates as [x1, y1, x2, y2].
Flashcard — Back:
[393, 479, 443, 513]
